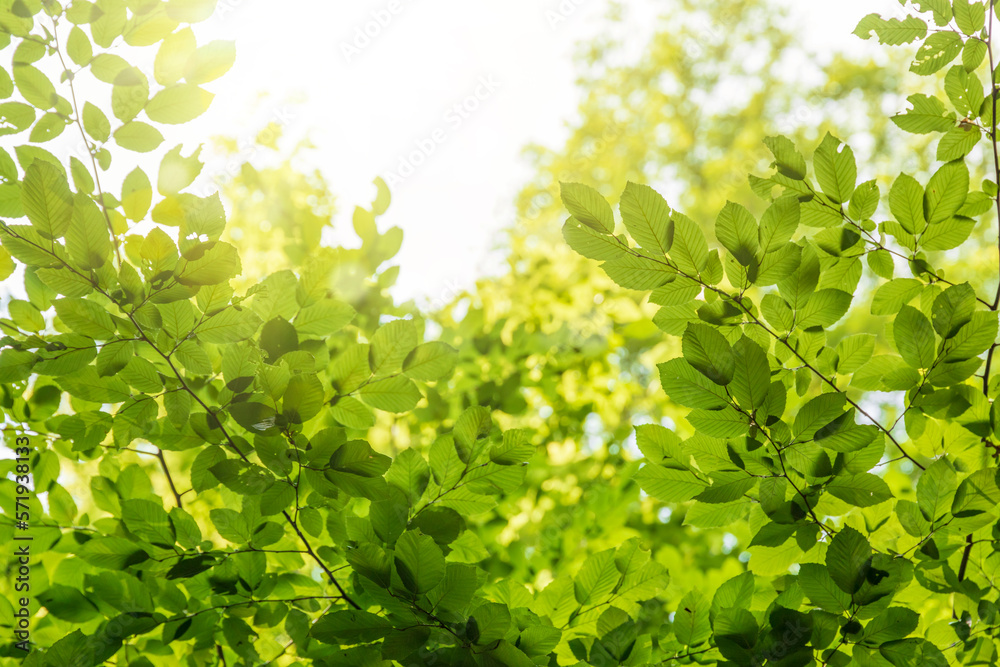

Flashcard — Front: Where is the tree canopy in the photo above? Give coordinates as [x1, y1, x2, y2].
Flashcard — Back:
[1, 1, 1000, 666]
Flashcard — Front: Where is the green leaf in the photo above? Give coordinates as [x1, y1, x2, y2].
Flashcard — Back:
[634, 464, 707, 502]
[394, 530, 445, 594]
[836, 334, 876, 374]
[894, 305, 936, 369]
[358, 375, 421, 413]
[777, 242, 819, 308]
[863, 609, 920, 649]
[633, 424, 682, 462]
[682, 323, 734, 385]
[259, 317, 298, 362]
[763, 135, 807, 180]
[66, 193, 111, 270]
[70, 157, 94, 194]
[872, 278, 923, 316]
[293, 299, 356, 338]
[794, 393, 846, 440]
[944, 65, 984, 118]
[369, 319, 418, 376]
[797, 289, 852, 328]
[282, 373, 324, 423]
[951, 468, 1000, 514]
[714, 608, 759, 663]
[797, 563, 850, 614]
[574, 549, 620, 605]
[58, 367, 129, 403]
[185, 40, 237, 84]
[826, 526, 871, 594]
[602, 252, 674, 290]
[145, 83, 215, 124]
[174, 241, 241, 285]
[880, 639, 949, 667]
[210, 508, 250, 544]
[386, 448, 430, 504]
[924, 160, 968, 225]
[848, 180, 879, 220]
[402, 341, 458, 381]
[658, 358, 729, 409]
[114, 121, 164, 152]
[619, 181, 673, 254]
[79, 537, 149, 569]
[0, 101, 35, 136]
[920, 214, 975, 251]
[686, 406, 750, 438]
[946, 311, 998, 360]
[854, 13, 927, 45]
[936, 124, 980, 161]
[312, 610, 394, 644]
[64, 26, 94, 67]
[21, 160, 72, 239]
[30, 112, 68, 143]
[490, 428, 534, 465]
[329, 397, 374, 429]
[121, 169, 153, 225]
[454, 406, 492, 450]
[814, 133, 856, 204]
[695, 471, 756, 504]
[674, 589, 711, 646]
[851, 355, 921, 391]
[963, 37, 988, 70]
[166, 0, 219, 23]
[758, 195, 800, 252]
[157, 144, 203, 195]
[716, 201, 758, 265]
[197, 308, 262, 344]
[560, 182, 615, 233]
[931, 283, 975, 338]
[669, 212, 709, 275]
[39, 585, 99, 623]
[730, 336, 770, 412]
[889, 174, 927, 234]
[827, 473, 894, 507]
[81, 102, 111, 144]
[121, 498, 175, 547]
[711, 572, 755, 618]
[953, 0, 986, 35]
[890, 94, 955, 135]
[918, 459, 957, 523]
[54, 298, 116, 339]
[562, 218, 625, 260]
[14, 64, 56, 109]
[111, 67, 149, 122]
[910, 32, 963, 75]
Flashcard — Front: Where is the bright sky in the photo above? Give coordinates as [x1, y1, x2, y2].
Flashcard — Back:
[187, 0, 902, 305]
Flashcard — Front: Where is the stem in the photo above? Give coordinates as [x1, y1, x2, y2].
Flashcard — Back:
[50, 17, 123, 267]
[958, 533, 974, 582]
[990, 0, 1000, 311]
[155, 448, 184, 508]
[961, 0, 1000, 601]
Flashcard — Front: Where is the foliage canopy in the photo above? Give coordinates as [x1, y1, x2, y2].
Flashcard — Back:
[3, 1, 1000, 666]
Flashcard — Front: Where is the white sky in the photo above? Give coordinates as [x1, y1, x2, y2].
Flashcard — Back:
[184, 0, 901, 305]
